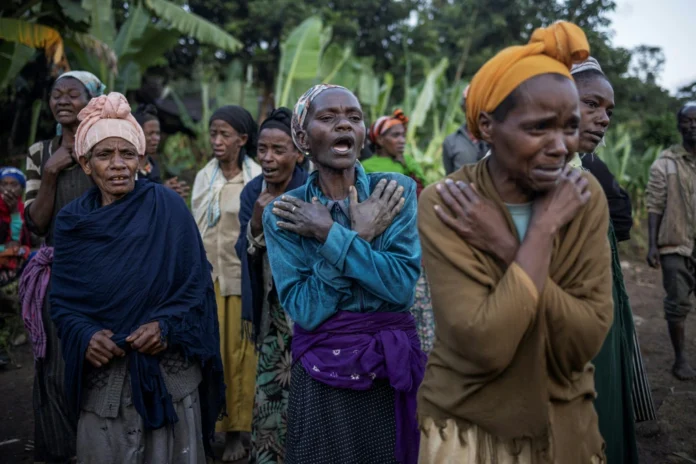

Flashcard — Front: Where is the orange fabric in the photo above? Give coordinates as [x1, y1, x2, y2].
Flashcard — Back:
[466, 21, 590, 139]
[368, 109, 409, 145]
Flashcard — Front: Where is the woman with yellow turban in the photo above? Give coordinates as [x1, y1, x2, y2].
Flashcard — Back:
[416, 22, 612, 463]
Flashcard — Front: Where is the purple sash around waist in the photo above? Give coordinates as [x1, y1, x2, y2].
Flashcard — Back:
[292, 310, 426, 464]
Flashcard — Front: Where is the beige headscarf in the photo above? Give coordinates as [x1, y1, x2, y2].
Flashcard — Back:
[74, 92, 146, 158]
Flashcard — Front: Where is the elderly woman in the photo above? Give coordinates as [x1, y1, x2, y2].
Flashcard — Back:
[263, 84, 425, 464]
[416, 22, 613, 463]
[132, 104, 190, 198]
[235, 107, 308, 464]
[0, 168, 31, 287]
[362, 110, 434, 353]
[570, 57, 655, 464]
[48, 92, 224, 463]
[192, 105, 262, 461]
[20, 70, 104, 463]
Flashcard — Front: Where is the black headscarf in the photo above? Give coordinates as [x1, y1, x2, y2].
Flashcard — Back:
[133, 104, 159, 128]
[260, 107, 293, 139]
[210, 105, 258, 168]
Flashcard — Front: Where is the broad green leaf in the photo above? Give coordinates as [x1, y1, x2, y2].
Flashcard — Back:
[114, 60, 142, 93]
[276, 16, 324, 107]
[440, 80, 466, 135]
[0, 43, 36, 90]
[114, 2, 149, 58]
[63, 36, 101, 77]
[407, 58, 448, 144]
[81, 0, 116, 47]
[320, 44, 352, 84]
[58, 0, 90, 24]
[358, 58, 380, 111]
[375, 73, 394, 118]
[144, 0, 241, 53]
[28, 99, 43, 146]
[120, 25, 178, 69]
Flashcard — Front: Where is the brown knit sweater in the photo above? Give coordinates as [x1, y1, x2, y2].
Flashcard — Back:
[417, 159, 613, 463]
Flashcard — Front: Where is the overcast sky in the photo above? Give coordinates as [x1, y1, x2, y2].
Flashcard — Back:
[609, 0, 694, 93]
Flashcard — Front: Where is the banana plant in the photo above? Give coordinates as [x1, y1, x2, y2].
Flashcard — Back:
[0, 18, 69, 82]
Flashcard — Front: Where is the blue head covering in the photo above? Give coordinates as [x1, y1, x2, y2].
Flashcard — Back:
[0, 167, 26, 189]
[54, 71, 106, 135]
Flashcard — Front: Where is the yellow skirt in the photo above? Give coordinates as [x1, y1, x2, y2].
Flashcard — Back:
[215, 281, 258, 432]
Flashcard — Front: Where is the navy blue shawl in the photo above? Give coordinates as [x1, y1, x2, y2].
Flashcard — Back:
[235, 166, 308, 344]
[50, 180, 224, 453]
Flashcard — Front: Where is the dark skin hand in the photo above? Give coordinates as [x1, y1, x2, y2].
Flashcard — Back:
[646, 212, 662, 269]
[250, 190, 276, 237]
[435, 180, 517, 266]
[86, 329, 125, 368]
[272, 195, 334, 242]
[126, 321, 167, 355]
[349, 179, 405, 242]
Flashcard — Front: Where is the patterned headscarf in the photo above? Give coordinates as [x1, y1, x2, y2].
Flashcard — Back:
[291, 84, 348, 151]
[571, 56, 604, 76]
[368, 109, 409, 146]
[74, 93, 146, 159]
[55, 71, 106, 135]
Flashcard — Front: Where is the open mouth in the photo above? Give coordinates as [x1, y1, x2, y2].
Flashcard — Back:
[332, 135, 354, 155]
[57, 110, 73, 117]
[109, 175, 130, 182]
[262, 166, 279, 176]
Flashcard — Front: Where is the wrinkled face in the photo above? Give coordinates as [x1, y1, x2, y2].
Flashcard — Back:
[257, 128, 303, 187]
[79, 138, 140, 202]
[209, 120, 248, 163]
[0, 177, 23, 210]
[377, 124, 406, 159]
[479, 74, 580, 193]
[50, 78, 90, 127]
[678, 106, 696, 145]
[297, 88, 365, 171]
[142, 119, 161, 156]
[576, 75, 615, 153]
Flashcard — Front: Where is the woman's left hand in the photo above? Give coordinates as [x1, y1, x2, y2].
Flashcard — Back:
[126, 321, 167, 355]
[272, 196, 334, 242]
[435, 180, 518, 265]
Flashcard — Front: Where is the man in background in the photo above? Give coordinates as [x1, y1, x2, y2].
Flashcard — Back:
[441, 85, 488, 174]
[646, 102, 696, 380]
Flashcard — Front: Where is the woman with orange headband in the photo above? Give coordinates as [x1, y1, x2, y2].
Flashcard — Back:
[417, 22, 612, 463]
[363, 110, 434, 352]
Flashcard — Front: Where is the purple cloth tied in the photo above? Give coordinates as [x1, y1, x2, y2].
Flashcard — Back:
[292, 310, 426, 464]
[19, 246, 53, 360]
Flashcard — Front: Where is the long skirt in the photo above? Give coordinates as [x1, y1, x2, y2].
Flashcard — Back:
[215, 281, 258, 432]
[286, 363, 398, 464]
[76, 389, 205, 464]
[409, 267, 435, 354]
[249, 299, 293, 464]
[592, 225, 639, 464]
[33, 279, 77, 462]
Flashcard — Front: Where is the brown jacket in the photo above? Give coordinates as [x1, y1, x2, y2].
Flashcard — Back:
[417, 159, 613, 463]
[646, 144, 696, 256]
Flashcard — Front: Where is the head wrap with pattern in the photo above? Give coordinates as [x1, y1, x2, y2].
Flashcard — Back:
[368, 109, 409, 146]
[54, 70, 106, 136]
[74, 92, 146, 159]
[291, 84, 348, 151]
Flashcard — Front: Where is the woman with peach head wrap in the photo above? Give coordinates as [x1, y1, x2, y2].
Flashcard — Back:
[416, 22, 612, 463]
[49, 92, 224, 464]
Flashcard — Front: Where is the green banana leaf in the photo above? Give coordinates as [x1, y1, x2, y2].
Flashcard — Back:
[407, 58, 448, 145]
[275, 16, 325, 107]
[114, 2, 149, 58]
[0, 43, 36, 90]
[144, 0, 241, 53]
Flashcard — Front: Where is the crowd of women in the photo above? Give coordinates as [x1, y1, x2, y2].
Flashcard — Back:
[9, 19, 662, 464]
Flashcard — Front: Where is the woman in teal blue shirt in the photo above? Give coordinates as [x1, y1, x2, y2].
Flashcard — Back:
[262, 85, 426, 464]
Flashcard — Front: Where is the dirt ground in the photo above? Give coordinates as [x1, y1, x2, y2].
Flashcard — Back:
[1, 259, 695, 463]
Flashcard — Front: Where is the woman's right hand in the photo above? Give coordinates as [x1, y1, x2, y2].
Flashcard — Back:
[531, 166, 591, 233]
[250, 190, 276, 237]
[44, 145, 76, 176]
[85, 329, 125, 368]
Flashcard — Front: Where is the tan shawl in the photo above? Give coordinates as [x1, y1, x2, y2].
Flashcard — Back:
[417, 159, 613, 462]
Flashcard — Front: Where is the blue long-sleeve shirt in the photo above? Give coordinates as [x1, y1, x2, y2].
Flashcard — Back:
[262, 163, 421, 331]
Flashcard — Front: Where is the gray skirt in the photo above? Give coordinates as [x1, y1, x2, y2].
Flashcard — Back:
[76, 389, 206, 464]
